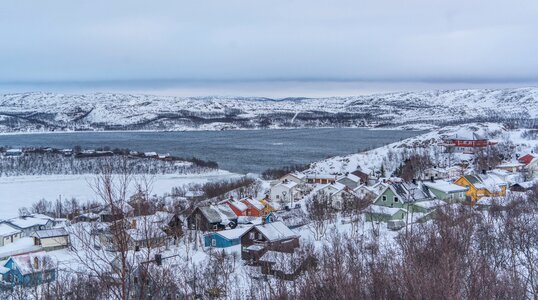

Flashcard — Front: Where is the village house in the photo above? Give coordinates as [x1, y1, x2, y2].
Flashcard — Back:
[423, 180, 468, 203]
[317, 182, 356, 210]
[32, 228, 70, 251]
[353, 184, 378, 200]
[240, 197, 266, 217]
[0, 224, 22, 247]
[99, 202, 135, 223]
[305, 174, 337, 184]
[187, 204, 238, 231]
[1, 215, 54, 237]
[365, 181, 439, 222]
[453, 173, 508, 202]
[204, 226, 252, 248]
[442, 130, 496, 153]
[241, 221, 300, 263]
[272, 208, 310, 229]
[336, 173, 362, 189]
[351, 169, 370, 186]
[258, 249, 316, 280]
[270, 180, 299, 205]
[223, 198, 248, 216]
[510, 180, 538, 192]
[518, 153, 535, 166]
[0, 251, 56, 287]
[422, 166, 462, 180]
[496, 161, 525, 173]
[277, 172, 306, 185]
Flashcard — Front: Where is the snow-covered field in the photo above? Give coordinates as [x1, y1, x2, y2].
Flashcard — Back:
[0, 171, 241, 220]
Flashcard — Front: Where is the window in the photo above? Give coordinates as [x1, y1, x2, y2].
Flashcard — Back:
[394, 196, 399, 202]
[211, 239, 216, 247]
[382, 195, 387, 201]
[249, 232, 255, 239]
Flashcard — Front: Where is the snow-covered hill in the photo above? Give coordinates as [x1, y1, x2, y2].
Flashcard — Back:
[0, 87, 537, 133]
[308, 122, 538, 176]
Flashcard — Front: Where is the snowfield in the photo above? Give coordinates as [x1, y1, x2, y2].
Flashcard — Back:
[0, 171, 241, 220]
[0, 87, 537, 132]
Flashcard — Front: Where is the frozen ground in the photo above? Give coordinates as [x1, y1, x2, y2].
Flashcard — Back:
[0, 171, 241, 220]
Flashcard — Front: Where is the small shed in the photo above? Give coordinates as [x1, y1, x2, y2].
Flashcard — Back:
[32, 228, 70, 251]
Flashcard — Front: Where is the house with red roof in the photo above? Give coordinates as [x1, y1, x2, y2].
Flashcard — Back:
[240, 197, 265, 217]
[518, 153, 535, 166]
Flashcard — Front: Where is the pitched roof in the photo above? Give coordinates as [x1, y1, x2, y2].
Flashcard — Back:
[4, 215, 52, 229]
[241, 198, 265, 211]
[0, 224, 21, 236]
[424, 181, 468, 194]
[227, 200, 248, 212]
[463, 174, 507, 193]
[31, 228, 68, 239]
[389, 182, 432, 202]
[252, 221, 298, 242]
[365, 206, 406, 216]
[197, 204, 238, 224]
[211, 226, 253, 240]
[8, 251, 56, 275]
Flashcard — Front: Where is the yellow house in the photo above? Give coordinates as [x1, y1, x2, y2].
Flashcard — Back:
[453, 174, 508, 202]
[259, 198, 276, 215]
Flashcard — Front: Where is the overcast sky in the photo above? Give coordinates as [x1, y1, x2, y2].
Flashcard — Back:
[1, 0, 537, 96]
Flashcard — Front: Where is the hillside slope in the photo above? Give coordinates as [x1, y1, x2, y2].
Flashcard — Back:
[0, 87, 537, 133]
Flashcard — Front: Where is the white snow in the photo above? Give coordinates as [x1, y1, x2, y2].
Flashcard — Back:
[0, 171, 241, 220]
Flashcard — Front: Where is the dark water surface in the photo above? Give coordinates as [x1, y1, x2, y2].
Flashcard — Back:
[0, 129, 424, 174]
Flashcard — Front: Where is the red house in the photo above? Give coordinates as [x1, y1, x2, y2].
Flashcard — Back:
[224, 199, 248, 216]
[518, 154, 535, 166]
[443, 132, 496, 153]
[240, 197, 265, 217]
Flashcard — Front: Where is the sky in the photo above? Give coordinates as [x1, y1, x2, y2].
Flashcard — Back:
[1, 0, 538, 97]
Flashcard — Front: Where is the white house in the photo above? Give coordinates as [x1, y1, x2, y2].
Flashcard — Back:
[270, 180, 299, 205]
[277, 172, 306, 185]
[1, 215, 54, 237]
[0, 224, 22, 247]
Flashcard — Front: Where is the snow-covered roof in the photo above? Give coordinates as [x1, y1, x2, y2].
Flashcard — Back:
[212, 226, 252, 240]
[0, 238, 41, 260]
[512, 180, 538, 190]
[283, 172, 306, 180]
[337, 173, 361, 183]
[305, 174, 337, 180]
[476, 196, 511, 206]
[241, 198, 265, 211]
[8, 251, 56, 275]
[4, 215, 52, 229]
[388, 182, 433, 202]
[464, 174, 507, 192]
[413, 199, 447, 210]
[197, 204, 237, 224]
[227, 200, 248, 212]
[253, 221, 298, 242]
[276, 180, 298, 189]
[497, 162, 525, 168]
[0, 223, 21, 236]
[273, 208, 310, 228]
[32, 228, 68, 239]
[423, 181, 468, 194]
[365, 205, 406, 216]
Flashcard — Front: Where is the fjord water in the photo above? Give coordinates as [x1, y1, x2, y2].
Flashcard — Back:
[0, 128, 423, 174]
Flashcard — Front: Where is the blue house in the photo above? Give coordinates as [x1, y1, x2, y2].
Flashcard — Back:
[204, 226, 252, 248]
[0, 251, 56, 286]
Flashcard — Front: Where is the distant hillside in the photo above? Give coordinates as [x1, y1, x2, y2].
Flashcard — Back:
[0, 87, 537, 133]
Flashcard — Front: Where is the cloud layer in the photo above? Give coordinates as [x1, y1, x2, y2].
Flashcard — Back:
[1, 0, 537, 83]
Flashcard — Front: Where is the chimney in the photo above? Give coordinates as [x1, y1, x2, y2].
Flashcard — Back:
[482, 169, 486, 175]
[412, 179, 416, 185]
[155, 254, 162, 266]
[430, 176, 435, 183]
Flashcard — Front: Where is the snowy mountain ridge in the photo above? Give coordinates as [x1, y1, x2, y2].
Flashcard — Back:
[0, 87, 537, 133]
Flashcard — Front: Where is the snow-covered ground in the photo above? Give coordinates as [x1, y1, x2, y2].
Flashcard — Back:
[308, 122, 538, 175]
[1, 87, 537, 132]
[0, 171, 241, 220]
